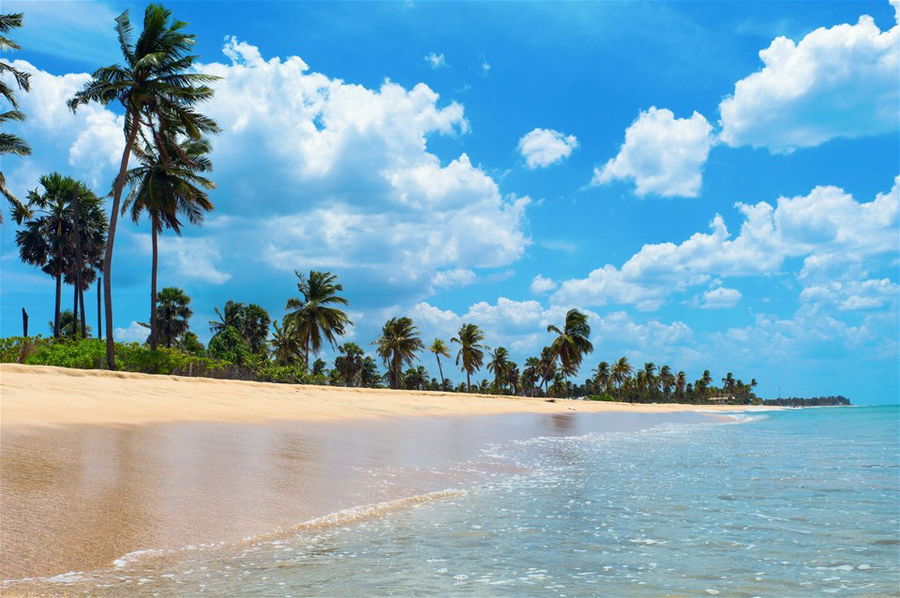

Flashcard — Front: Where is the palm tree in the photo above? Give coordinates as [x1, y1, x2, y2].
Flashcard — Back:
[537, 346, 557, 393]
[543, 309, 593, 388]
[593, 361, 611, 394]
[284, 270, 351, 366]
[16, 174, 105, 337]
[659, 365, 675, 399]
[429, 338, 450, 384]
[154, 286, 192, 348]
[271, 318, 303, 366]
[209, 301, 270, 354]
[68, 4, 220, 369]
[334, 342, 364, 386]
[360, 356, 381, 388]
[676, 370, 687, 397]
[611, 356, 633, 393]
[403, 365, 429, 391]
[49, 310, 91, 338]
[642, 362, 657, 398]
[522, 356, 540, 395]
[0, 12, 31, 222]
[374, 317, 423, 389]
[451, 323, 485, 391]
[487, 346, 511, 392]
[124, 136, 214, 349]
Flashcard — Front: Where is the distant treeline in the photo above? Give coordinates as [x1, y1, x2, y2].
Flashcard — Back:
[762, 396, 851, 407]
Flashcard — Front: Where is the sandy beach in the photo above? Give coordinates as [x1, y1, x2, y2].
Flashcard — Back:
[1, 364, 769, 588]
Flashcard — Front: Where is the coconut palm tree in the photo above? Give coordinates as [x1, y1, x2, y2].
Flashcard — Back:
[123, 136, 214, 349]
[451, 323, 485, 392]
[403, 365, 429, 391]
[0, 12, 31, 222]
[360, 356, 381, 388]
[659, 365, 675, 399]
[593, 361, 611, 394]
[284, 270, 351, 366]
[209, 301, 270, 354]
[271, 318, 303, 366]
[49, 310, 92, 338]
[611, 356, 633, 393]
[487, 346, 511, 392]
[154, 286, 192, 348]
[522, 356, 540, 395]
[374, 317, 423, 389]
[68, 4, 220, 369]
[676, 370, 687, 397]
[543, 309, 593, 387]
[537, 346, 558, 393]
[429, 338, 450, 384]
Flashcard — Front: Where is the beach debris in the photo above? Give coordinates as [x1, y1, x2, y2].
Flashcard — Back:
[568, 406, 577, 410]
[545, 399, 556, 403]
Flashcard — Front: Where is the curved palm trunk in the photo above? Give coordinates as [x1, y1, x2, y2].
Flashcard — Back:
[148, 219, 159, 350]
[104, 109, 140, 369]
[96, 276, 102, 339]
[53, 272, 61, 338]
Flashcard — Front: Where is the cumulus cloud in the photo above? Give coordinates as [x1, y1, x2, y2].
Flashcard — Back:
[718, 13, 899, 152]
[517, 128, 578, 168]
[551, 178, 899, 310]
[115, 321, 149, 343]
[592, 107, 713, 198]
[530, 274, 558, 294]
[424, 52, 447, 69]
[800, 278, 898, 311]
[693, 286, 742, 309]
[4, 38, 530, 300]
[133, 233, 231, 285]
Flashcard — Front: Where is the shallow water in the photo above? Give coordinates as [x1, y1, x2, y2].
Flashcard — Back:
[6, 406, 899, 596]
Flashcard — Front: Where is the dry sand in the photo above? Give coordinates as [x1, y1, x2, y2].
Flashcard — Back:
[1, 364, 763, 427]
[1, 364, 770, 586]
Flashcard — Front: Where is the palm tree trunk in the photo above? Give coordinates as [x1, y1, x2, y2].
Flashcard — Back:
[53, 272, 61, 338]
[466, 371, 471, 392]
[103, 109, 140, 369]
[72, 283, 78, 338]
[435, 355, 444, 386]
[149, 220, 159, 350]
[72, 187, 83, 338]
[79, 285, 87, 338]
[97, 275, 102, 339]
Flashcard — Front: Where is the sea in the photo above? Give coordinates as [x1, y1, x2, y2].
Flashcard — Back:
[8, 405, 899, 596]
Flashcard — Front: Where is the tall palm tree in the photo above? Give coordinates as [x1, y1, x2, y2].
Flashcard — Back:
[593, 361, 611, 394]
[522, 356, 540, 395]
[209, 300, 270, 354]
[284, 270, 351, 366]
[676, 370, 687, 397]
[360, 356, 381, 388]
[451, 323, 485, 391]
[15, 174, 104, 337]
[487, 346, 511, 392]
[0, 12, 31, 222]
[68, 3, 220, 369]
[154, 286, 192, 348]
[642, 362, 657, 397]
[271, 318, 303, 366]
[611, 356, 633, 392]
[374, 317, 423, 389]
[124, 136, 214, 349]
[543, 309, 593, 387]
[429, 338, 450, 386]
[659, 365, 675, 399]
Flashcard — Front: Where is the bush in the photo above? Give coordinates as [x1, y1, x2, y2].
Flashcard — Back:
[254, 364, 309, 384]
[587, 393, 617, 402]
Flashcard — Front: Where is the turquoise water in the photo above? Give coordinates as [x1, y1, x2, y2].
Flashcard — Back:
[21, 406, 900, 596]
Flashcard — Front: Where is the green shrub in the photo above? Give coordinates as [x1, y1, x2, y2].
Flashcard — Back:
[254, 364, 310, 384]
[587, 393, 617, 402]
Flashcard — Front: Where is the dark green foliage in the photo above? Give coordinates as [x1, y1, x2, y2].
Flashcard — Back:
[206, 325, 250, 364]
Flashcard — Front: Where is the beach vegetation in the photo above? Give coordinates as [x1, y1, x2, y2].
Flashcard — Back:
[0, 12, 31, 222]
[375, 317, 424, 389]
[284, 270, 352, 366]
[68, 3, 220, 369]
[451, 323, 486, 391]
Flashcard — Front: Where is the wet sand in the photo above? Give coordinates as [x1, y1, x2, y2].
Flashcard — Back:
[1, 365, 763, 584]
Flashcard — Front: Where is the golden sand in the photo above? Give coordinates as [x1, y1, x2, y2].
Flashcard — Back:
[1, 364, 763, 427]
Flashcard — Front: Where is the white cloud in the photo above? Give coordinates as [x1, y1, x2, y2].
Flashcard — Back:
[517, 128, 578, 169]
[431, 268, 477, 289]
[694, 286, 742, 309]
[530, 274, 558, 294]
[481, 61, 491, 75]
[4, 39, 530, 299]
[115, 321, 148, 343]
[718, 14, 900, 152]
[800, 278, 898, 311]
[552, 178, 899, 310]
[133, 233, 231, 285]
[425, 52, 447, 69]
[592, 107, 713, 198]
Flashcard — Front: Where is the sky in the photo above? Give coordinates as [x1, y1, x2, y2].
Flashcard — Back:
[2, 0, 898, 404]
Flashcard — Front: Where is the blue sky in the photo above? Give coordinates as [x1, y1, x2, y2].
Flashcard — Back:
[2, 0, 898, 403]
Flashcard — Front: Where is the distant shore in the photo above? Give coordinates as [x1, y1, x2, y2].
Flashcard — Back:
[1, 364, 772, 428]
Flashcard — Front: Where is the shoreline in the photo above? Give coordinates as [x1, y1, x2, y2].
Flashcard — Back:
[0, 364, 770, 585]
[1, 364, 774, 429]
